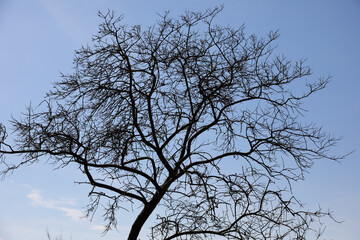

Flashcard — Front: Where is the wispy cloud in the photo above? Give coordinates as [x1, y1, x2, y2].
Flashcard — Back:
[25, 187, 116, 231]
[27, 189, 85, 222]
[91, 225, 107, 231]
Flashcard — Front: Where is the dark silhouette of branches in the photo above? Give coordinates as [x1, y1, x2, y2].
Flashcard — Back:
[0, 7, 342, 240]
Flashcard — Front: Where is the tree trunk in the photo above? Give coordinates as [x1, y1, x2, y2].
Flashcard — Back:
[127, 189, 166, 240]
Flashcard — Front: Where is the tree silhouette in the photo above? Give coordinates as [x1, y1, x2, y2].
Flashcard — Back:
[0, 7, 341, 240]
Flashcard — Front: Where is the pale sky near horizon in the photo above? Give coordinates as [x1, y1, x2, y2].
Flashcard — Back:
[0, 0, 359, 239]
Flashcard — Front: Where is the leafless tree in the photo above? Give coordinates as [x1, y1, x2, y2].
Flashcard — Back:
[0, 7, 342, 240]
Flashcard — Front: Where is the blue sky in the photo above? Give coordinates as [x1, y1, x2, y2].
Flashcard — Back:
[0, 0, 359, 239]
